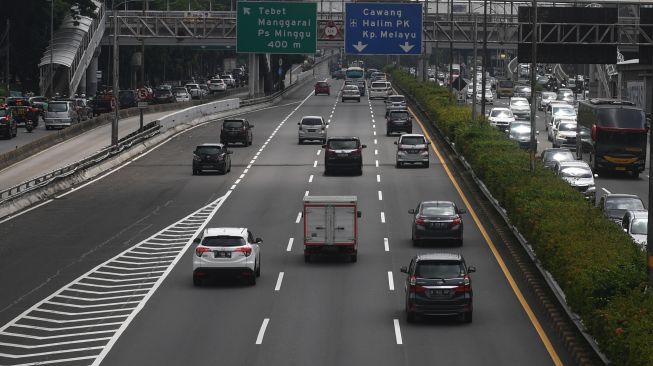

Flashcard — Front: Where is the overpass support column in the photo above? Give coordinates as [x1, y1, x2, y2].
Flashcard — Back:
[417, 58, 424, 81]
[86, 54, 99, 97]
[248, 53, 257, 98]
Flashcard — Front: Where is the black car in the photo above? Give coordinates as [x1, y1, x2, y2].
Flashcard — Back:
[220, 118, 253, 146]
[401, 252, 475, 323]
[409, 201, 466, 246]
[323, 136, 367, 175]
[153, 88, 174, 104]
[192, 143, 232, 175]
[598, 194, 646, 224]
[118, 90, 137, 108]
[0, 107, 17, 139]
[386, 109, 412, 135]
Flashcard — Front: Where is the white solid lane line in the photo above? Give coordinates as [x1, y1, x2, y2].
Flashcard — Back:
[256, 318, 270, 345]
[387, 271, 395, 291]
[309, 174, 314, 183]
[602, 187, 611, 194]
[274, 272, 284, 291]
[377, 174, 381, 183]
[286, 238, 294, 252]
[381, 212, 386, 223]
[384, 238, 389, 251]
[295, 212, 302, 224]
[378, 191, 383, 201]
[393, 319, 403, 345]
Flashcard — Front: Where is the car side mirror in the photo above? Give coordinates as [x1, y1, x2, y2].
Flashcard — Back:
[322, 144, 327, 148]
[458, 208, 467, 214]
[408, 209, 416, 214]
[400, 266, 408, 274]
[467, 266, 476, 273]
[255, 238, 263, 244]
[193, 237, 201, 244]
[623, 228, 628, 233]
[594, 174, 599, 178]
[297, 122, 300, 125]
[357, 211, 362, 218]
[361, 144, 367, 149]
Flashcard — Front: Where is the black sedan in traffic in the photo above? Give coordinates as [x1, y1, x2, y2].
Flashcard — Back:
[410, 201, 466, 246]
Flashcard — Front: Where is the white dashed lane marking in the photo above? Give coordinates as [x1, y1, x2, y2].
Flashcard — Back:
[255, 318, 270, 345]
[286, 238, 294, 252]
[384, 238, 389, 251]
[388, 271, 395, 291]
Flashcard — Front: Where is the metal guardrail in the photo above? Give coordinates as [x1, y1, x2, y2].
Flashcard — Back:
[396, 82, 609, 365]
[0, 122, 160, 204]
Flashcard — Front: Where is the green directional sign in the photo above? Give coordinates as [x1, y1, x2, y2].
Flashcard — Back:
[237, 1, 317, 54]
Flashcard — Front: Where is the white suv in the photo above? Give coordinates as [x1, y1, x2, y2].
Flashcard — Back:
[395, 134, 430, 168]
[369, 81, 392, 100]
[298, 115, 328, 144]
[192, 227, 262, 286]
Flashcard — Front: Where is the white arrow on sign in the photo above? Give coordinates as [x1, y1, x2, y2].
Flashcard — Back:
[352, 41, 367, 53]
[243, 7, 250, 15]
[399, 42, 414, 53]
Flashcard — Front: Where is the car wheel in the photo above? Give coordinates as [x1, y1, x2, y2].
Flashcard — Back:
[423, 161, 429, 168]
[350, 254, 357, 263]
[298, 139, 303, 144]
[406, 308, 416, 323]
[256, 257, 261, 277]
[304, 254, 311, 263]
[396, 161, 401, 168]
[632, 171, 640, 179]
[193, 276, 202, 287]
[228, 161, 232, 173]
[462, 311, 473, 323]
[386, 131, 391, 137]
[357, 166, 363, 175]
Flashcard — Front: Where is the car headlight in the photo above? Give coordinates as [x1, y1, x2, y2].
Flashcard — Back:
[586, 186, 596, 192]
[193, 154, 201, 162]
[397, 151, 407, 156]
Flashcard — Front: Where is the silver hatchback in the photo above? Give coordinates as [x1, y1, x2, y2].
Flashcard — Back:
[298, 115, 328, 144]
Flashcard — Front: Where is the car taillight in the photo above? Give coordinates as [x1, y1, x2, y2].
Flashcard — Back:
[326, 149, 337, 157]
[452, 216, 462, 226]
[195, 247, 211, 257]
[234, 247, 252, 257]
[408, 276, 427, 293]
[351, 149, 361, 156]
[454, 276, 471, 293]
[415, 215, 425, 226]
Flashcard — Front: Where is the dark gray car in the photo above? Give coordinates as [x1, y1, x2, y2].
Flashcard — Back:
[598, 194, 646, 224]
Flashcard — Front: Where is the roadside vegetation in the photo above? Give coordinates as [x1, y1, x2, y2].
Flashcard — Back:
[389, 68, 653, 366]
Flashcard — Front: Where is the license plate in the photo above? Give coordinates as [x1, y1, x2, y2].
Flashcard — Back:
[214, 251, 231, 258]
[338, 153, 349, 157]
[430, 222, 446, 229]
[429, 289, 449, 296]
[615, 167, 626, 171]
[308, 129, 317, 132]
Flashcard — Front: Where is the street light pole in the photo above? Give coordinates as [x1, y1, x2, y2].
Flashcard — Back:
[471, 14, 477, 121]
[112, 8, 119, 147]
[140, 0, 146, 89]
[481, 0, 488, 117]
[50, 0, 54, 98]
[529, 0, 538, 173]
[448, 0, 453, 94]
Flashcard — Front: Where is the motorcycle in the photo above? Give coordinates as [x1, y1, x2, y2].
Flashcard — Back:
[25, 119, 34, 133]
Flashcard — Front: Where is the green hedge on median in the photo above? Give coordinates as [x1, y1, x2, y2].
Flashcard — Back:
[389, 69, 652, 366]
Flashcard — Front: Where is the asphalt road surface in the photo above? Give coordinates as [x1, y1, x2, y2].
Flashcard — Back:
[0, 74, 573, 365]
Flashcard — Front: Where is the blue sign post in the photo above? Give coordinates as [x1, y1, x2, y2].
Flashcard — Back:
[345, 3, 422, 55]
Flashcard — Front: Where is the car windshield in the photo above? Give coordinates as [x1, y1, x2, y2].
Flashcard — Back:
[390, 111, 409, 119]
[196, 146, 221, 155]
[630, 219, 648, 235]
[553, 106, 576, 116]
[211, 79, 223, 84]
[7, 99, 28, 106]
[223, 120, 244, 128]
[328, 140, 358, 149]
[48, 103, 68, 112]
[31, 97, 47, 103]
[542, 93, 556, 100]
[345, 86, 358, 91]
[544, 150, 574, 162]
[515, 86, 531, 93]
[558, 123, 577, 132]
[510, 123, 531, 133]
[316, 82, 328, 87]
[606, 197, 645, 210]
[511, 100, 529, 107]
[301, 118, 322, 126]
[185, 84, 199, 89]
[389, 96, 405, 103]
[172, 88, 187, 94]
[421, 204, 455, 216]
[401, 136, 426, 145]
[560, 166, 592, 178]
[155, 89, 171, 96]
[596, 108, 646, 129]
[491, 110, 513, 117]
[416, 261, 465, 279]
[371, 82, 387, 88]
[0, 109, 7, 117]
[118, 91, 133, 98]
[201, 236, 245, 247]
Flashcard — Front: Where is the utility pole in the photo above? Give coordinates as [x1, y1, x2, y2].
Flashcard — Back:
[112, 9, 119, 147]
[448, 0, 453, 93]
[471, 14, 478, 120]
[481, 0, 488, 117]
[529, 0, 538, 173]
[140, 0, 146, 88]
[5, 19, 9, 93]
[50, 1, 54, 98]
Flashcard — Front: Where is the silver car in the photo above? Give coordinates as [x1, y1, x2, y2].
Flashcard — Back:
[554, 160, 596, 203]
[341, 85, 361, 102]
[621, 210, 647, 249]
[45, 101, 79, 129]
[298, 115, 327, 144]
[395, 133, 430, 168]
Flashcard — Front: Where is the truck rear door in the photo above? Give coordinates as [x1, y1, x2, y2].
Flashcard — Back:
[333, 205, 356, 245]
[305, 205, 328, 244]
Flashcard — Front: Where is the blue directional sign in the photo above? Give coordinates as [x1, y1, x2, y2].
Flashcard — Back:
[345, 3, 422, 55]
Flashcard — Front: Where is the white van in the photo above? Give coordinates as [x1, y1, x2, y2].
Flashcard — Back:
[369, 81, 392, 100]
[44, 100, 79, 129]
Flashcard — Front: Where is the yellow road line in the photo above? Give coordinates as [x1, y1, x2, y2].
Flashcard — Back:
[409, 106, 564, 366]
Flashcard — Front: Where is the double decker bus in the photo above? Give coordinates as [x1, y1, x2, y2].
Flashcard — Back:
[578, 98, 647, 178]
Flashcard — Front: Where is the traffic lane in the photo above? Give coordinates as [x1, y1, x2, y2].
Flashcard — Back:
[0, 116, 48, 155]
[0, 84, 314, 325]
[98, 164, 313, 366]
[372, 101, 567, 364]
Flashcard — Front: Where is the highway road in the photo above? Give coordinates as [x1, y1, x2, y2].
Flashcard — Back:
[487, 95, 650, 204]
[0, 72, 573, 365]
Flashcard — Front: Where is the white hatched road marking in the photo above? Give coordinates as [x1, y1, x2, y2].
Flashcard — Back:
[0, 89, 319, 366]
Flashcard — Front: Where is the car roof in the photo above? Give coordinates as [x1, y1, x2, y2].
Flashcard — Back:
[328, 136, 360, 141]
[605, 193, 642, 200]
[301, 115, 323, 119]
[625, 210, 648, 219]
[421, 200, 455, 206]
[490, 107, 511, 111]
[203, 227, 247, 237]
[197, 143, 224, 148]
[224, 118, 245, 122]
[510, 97, 528, 102]
[400, 134, 425, 138]
[416, 252, 463, 262]
[557, 160, 590, 169]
